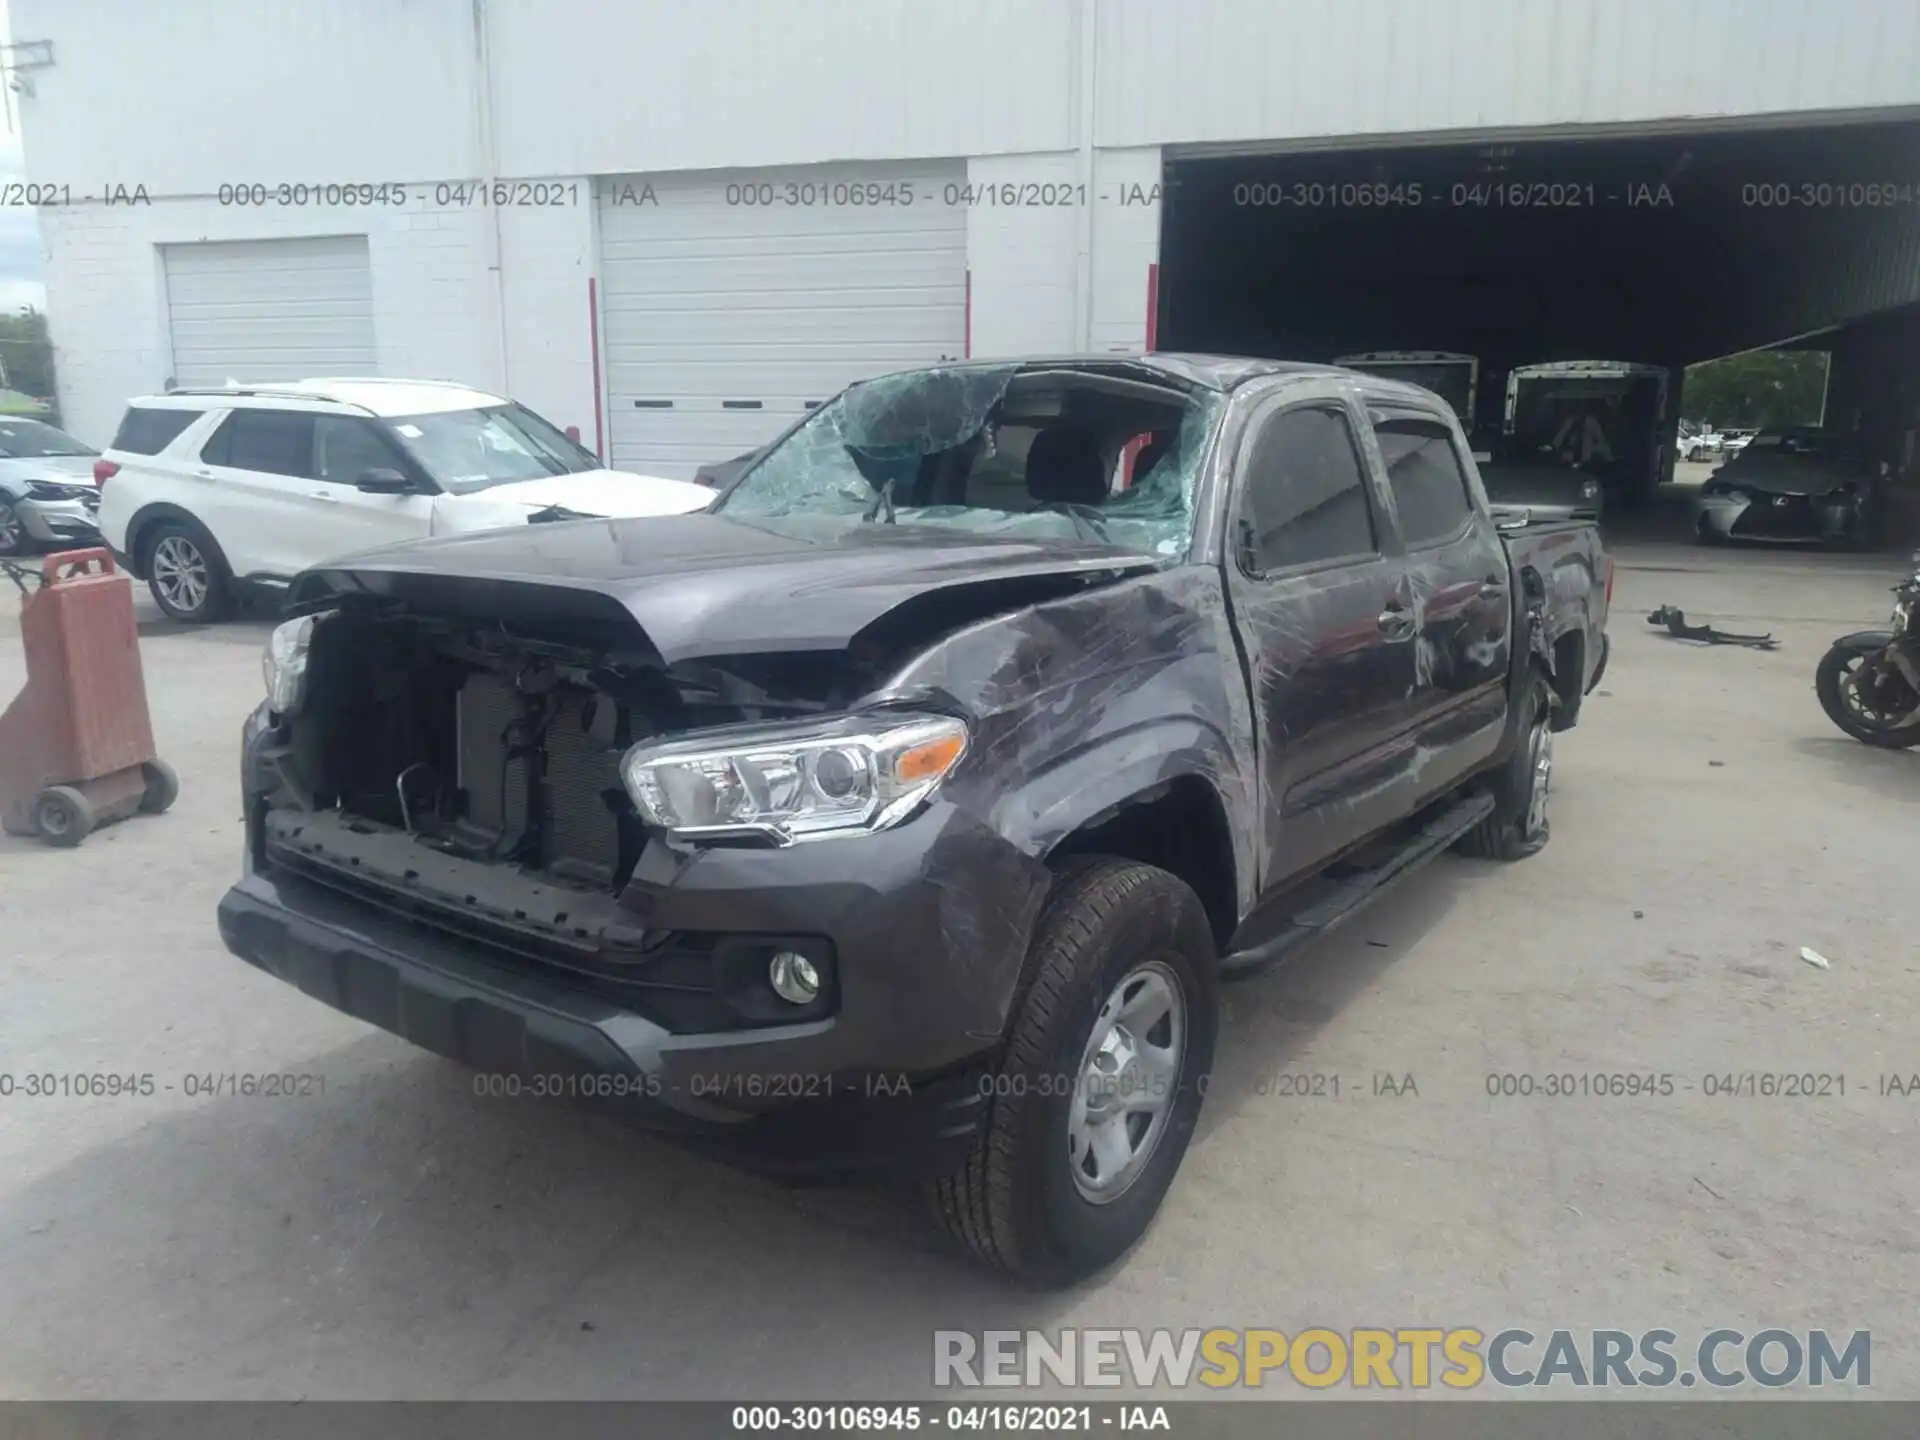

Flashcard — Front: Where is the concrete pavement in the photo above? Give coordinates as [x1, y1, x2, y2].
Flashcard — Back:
[2, 490, 1916, 1399]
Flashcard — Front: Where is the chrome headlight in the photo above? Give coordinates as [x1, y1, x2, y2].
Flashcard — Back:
[1579, 478, 1602, 502]
[620, 712, 969, 844]
[262, 614, 320, 716]
[24, 479, 88, 501]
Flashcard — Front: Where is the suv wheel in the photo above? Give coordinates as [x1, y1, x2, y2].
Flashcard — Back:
[1455, 672, 1555, 861]
[928, 858, 1218, 1288]
[145, 522, 230, 624]
[0, 497, 28, 557]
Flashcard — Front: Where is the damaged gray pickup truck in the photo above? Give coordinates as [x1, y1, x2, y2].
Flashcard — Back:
[218, 355, 1611, 1286]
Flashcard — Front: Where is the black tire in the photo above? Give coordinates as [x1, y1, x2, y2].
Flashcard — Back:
[1816, 643, 1920, 749]
[0, 497, 31, 557]
[139, 758, 180, 814]
[927, 858, 1219, 1288]
[141, 520, 230, 624]
[1455, 672, 1556, 861]
[35, 786, 95, 847]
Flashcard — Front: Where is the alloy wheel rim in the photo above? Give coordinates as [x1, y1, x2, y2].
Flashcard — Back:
[1067, 960, 1186, 1204]
[152, 536, 209, 613]
[1523, 717, 1553, 837]
[37, 797, 71, 835]
[0, 501, 21, 552]
[1841, 655, 1917, 726]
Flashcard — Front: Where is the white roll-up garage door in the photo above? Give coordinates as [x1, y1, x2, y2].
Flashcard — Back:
[597, 162, 968, 478]
[161, 236, 376, 388]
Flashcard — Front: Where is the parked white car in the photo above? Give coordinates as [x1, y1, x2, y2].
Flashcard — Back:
[1679, 427, 1724, 462]
[95, 378, 714, 622]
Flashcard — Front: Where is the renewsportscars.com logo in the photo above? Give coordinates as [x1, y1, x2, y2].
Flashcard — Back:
[933, 1328, 1871, 1390]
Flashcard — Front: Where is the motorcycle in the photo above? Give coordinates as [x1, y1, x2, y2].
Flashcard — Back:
[1816, 554, 1920, 747]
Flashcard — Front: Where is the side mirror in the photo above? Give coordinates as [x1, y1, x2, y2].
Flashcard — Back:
[355, 468, 414, 494]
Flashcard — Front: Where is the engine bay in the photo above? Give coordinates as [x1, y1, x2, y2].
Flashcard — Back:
[261, 608, 868, 906]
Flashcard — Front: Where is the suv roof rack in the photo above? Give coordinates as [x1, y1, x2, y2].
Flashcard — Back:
[297, 375, 479, 389]
[148, 385, 378, 416]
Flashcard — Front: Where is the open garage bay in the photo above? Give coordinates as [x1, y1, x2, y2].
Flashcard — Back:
[1159, 116, 1920, 516]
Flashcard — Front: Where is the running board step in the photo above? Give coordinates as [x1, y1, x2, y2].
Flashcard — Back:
[1219, 791, 1497, 980]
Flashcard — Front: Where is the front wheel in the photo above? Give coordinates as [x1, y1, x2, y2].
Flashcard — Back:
[927, 858, 1218, 1288]
[0, 497, 30, 557]
[1816, 641, 1920, 748]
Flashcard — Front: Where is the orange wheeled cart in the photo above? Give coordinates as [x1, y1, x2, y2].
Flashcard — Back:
[0, 549, 177, 847]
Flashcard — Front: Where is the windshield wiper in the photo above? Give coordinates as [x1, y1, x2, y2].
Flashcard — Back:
[862, 477, 897, 525]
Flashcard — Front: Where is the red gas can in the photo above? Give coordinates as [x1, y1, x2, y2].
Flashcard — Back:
[0, 549, 177, 846]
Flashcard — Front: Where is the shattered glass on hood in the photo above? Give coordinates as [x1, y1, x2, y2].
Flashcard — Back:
[713, 364, 1221, 560]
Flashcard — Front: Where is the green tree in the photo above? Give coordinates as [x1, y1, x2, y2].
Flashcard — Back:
[1680, 350, 1829, 430]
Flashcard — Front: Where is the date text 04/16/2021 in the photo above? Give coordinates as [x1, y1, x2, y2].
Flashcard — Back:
[728, 1404, 1170, 1432]
[0, 1073, 326, 1098]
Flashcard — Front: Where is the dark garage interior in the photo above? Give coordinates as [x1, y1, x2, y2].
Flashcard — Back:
[1157, 116, 1920, 535]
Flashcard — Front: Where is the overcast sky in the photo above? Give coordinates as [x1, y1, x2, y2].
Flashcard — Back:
[0, 0, 49, 315]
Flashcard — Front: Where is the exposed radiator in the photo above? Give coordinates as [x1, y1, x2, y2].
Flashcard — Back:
[457, 672, 624, 887]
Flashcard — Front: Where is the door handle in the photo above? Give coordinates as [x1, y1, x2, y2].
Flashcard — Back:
[1479, 578, 1508, 600]
[308, 490, 339, 503]
[1377, 605, 1416, 640]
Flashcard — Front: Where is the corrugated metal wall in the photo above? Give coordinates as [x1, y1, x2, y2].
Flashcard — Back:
[17, 0, 1920, 193]
[1096, 0, 1920, 150]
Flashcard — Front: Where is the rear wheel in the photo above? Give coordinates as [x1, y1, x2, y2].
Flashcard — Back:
[1816, 642, 1920, 748]
[1455, 673, 1556, 861]
[144, 522, 230, 624]
[927, 858, 1218, 1288]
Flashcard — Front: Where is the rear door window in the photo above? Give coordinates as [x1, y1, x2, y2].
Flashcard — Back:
[111, 407, 202, 456]
[1372, 416, 1474, 547]
[203, 409, 316, 479]
[1236, 404, 1379, 574]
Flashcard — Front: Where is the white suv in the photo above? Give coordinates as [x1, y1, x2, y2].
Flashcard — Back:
[95, 378, 714, 623]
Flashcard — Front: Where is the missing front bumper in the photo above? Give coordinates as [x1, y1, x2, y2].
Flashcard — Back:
[217, 867, 990, 1182]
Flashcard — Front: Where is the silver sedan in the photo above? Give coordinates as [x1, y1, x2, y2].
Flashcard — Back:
[0, 416, 104, 557]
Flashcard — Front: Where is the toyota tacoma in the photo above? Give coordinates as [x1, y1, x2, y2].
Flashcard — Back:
[218, 355, 1610, 1286]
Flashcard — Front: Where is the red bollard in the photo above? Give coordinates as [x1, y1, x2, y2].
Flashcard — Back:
[0, 548, 177, 846]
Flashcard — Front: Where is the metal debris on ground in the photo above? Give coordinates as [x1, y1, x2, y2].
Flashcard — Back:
[1799, 946, 1832, 971]
[1646, 606, 1780, 650]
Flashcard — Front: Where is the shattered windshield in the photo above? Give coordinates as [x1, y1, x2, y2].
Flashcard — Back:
[381, 404, 600, 494]
[712, 365, 1221, 559]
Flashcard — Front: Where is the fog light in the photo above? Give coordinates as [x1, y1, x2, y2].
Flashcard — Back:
[768, 950, 821, 1005]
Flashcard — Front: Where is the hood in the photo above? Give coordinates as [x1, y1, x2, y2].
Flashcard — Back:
[0, 454, 98, 486]
[291, 511, 1160, 665]
[429, 468, 714, 533]
[1710, 457, 1856, 495]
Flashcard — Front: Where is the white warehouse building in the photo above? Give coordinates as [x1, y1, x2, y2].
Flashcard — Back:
[14, 0, 1920, 488]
